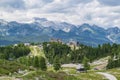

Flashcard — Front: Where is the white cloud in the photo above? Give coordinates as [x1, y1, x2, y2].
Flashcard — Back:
[23, 0, 53, 9]
[0, 0, 25, 10]
[97, 0, 120, 6]
[0, 0, 120, 28]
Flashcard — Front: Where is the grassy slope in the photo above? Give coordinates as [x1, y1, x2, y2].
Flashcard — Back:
[28, 46, 108, 80]
[29, 46, 45, 58]
[1, 46, 117, 80]
[62, 68, 106, 80]
[21, 71, 79, 80]
[19, 69, 107, 80]
[0, 60, 28, 76]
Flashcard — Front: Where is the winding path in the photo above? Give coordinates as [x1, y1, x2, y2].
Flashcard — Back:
[97, 72, 117, 80]
[21, 71, 35, 77]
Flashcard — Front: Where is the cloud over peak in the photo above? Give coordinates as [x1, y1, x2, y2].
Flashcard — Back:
[0, 0, 120, 28]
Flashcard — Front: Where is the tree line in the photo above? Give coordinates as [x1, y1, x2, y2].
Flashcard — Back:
[0, 44, 30, 60]
[43, 42, 120, 69]
[17, 56, 47, 71]
[107, 43, 120, 69]
[1, 42, 120, 70]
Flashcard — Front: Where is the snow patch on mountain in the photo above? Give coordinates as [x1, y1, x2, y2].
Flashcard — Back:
[0, 19, 8, 26]
[33, 18, 75, 31]
[63, 28, 70, 32]
[82, 27, 95, 33]
[107, 35, 116, 43]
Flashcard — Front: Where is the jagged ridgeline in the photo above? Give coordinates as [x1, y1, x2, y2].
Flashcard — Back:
[0, 18, 120, 46]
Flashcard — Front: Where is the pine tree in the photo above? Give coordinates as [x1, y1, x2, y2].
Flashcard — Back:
[53, 56, 61, 71]
[82, 56, 90, 70]
[107, 56, 114, 69]
[39, 56, 47, 71]
[34, 56, 39, 68]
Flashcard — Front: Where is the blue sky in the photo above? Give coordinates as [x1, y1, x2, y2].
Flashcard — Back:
[0, 0, 120, 28]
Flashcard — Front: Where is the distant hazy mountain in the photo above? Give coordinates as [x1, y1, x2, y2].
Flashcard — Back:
[0, 18, 120, 46]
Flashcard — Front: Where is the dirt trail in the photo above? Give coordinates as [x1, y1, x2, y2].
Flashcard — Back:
[97, 72, 117, 80]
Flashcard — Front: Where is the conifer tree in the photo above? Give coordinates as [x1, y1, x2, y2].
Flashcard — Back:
[82, 56, 90, 70]
[39, 56, 47, 71]
[34, 56, 39, 68]
[53, 56, 61, 71]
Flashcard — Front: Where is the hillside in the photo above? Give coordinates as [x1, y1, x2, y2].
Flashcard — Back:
[0, 43, 120, 80]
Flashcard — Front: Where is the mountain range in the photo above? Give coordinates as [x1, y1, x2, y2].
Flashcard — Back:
[0, 18, 120, 46]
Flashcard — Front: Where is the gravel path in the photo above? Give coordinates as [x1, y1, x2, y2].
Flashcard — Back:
[97, 72, 117, 80]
